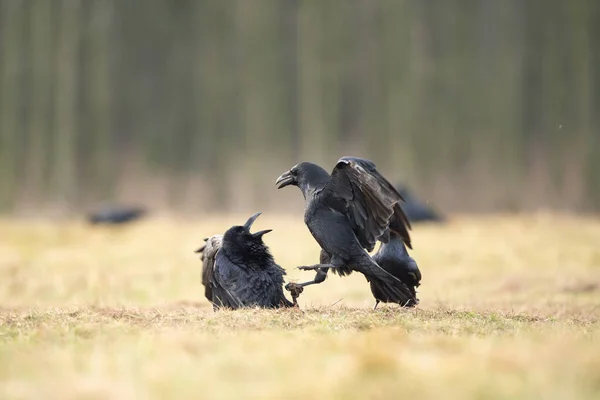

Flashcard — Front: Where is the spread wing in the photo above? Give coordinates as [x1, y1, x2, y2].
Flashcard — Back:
[195, 234, 223, 303]
[322, 156, 412, 251]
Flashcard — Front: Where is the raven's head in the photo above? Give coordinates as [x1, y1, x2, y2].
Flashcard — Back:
[221, 212, 274, 264]
[275, 162, 331, 197]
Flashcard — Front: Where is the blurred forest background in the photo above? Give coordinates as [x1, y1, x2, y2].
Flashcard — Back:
[0, 0, 598, 216]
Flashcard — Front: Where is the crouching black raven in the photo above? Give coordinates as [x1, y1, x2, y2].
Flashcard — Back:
[275, 156, 419, 308]
[195, 212, 302, 311]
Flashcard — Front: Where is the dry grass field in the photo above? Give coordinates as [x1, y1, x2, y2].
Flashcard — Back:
[1, 212, 599, 399]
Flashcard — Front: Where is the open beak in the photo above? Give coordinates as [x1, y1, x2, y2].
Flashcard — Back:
[243, 212, 273, 239]
[275, 170, 295, 189]
[243, 212, 262, 231]
[252, 229, 273, 238]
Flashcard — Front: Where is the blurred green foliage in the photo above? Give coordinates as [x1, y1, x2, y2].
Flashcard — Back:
[0, 0, 598, 214]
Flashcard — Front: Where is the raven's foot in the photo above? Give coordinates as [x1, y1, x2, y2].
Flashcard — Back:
[285, 282, 304, 308]
[285, 282, 304, 298]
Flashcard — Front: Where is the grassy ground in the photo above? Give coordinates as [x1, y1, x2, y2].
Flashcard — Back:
[1, 212, 599, 399]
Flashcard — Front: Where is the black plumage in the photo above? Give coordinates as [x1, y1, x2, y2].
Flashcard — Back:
[275, 156, 419, 307]
[195, 212, 301, 311]
[371, 232, 421, 309]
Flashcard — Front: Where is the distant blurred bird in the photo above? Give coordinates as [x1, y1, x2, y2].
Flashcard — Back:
[370, 231, 421, 309]
[276, 156, 417, 307]
[195, 212, 302, 311]
[396, 184, 445, 223]
[87, 205, 147, 225]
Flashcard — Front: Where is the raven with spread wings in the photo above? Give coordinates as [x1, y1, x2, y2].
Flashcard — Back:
[276, 156, 419, 307]
[195, 212, 303, 310]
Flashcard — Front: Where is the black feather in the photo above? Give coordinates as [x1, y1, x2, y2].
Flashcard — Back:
[371, 232, 421, 307]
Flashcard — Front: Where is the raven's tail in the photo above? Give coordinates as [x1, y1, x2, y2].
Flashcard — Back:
[359, 253, 418, 307]
[369, 277, 419, 307]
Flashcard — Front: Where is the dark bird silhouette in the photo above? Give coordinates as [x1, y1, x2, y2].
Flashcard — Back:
[275, 156, 418, 307]
[396, 184, 445, 223]
[370, 232, 421, 309]
[194, 212, 302, 311]
[87, 205, 147, 225]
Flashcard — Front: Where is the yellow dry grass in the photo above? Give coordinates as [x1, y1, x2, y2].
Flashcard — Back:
[1, 212, 599, 399]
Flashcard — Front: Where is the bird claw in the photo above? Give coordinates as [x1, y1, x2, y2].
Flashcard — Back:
[285, 282, 304, 298]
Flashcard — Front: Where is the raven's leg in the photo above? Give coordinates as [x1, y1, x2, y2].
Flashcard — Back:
[296, 263, 339, 272]
[285, 267, 328, 291]
[373, 300, 380, 311]
[286, 253, 342, 292]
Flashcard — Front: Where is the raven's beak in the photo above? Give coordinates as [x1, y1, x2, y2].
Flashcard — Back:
[243, 212, 262, 231]
[275, 170, 295, 189]
[252, 229, 273, 238]
[243, 212, 273, 238]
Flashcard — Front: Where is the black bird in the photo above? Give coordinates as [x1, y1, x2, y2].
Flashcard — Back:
[396, 184, 445, 224]
[275, 156, 418, 307]
[194, 212, 302, 311]
[87, 205, 147, 225]
[370, 232, 421, 309]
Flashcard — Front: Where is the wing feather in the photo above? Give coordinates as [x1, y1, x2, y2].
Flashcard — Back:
[195, 234, 223, 303]
[212, 250, 246, 309]
[323, 157, 412, 251]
